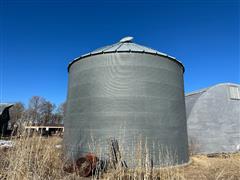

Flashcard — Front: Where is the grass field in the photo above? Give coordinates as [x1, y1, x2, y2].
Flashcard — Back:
[0, 135, 239, 180]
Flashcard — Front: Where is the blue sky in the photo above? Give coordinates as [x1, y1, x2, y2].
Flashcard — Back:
[0, 0, 239, 106]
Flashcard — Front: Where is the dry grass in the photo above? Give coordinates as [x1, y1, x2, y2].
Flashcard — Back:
[0, 134, 239, 180]
[0, 134, 65, 180]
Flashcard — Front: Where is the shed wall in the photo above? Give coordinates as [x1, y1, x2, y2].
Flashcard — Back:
[186, 84, 240, 153]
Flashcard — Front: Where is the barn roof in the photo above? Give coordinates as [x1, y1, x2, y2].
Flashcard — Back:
[0, 103, 14, 115]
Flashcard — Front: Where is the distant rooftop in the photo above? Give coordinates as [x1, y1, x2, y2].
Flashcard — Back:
[185, 82, 240, 97]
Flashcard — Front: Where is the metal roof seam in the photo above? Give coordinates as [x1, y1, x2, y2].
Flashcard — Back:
[68, 51, 184, 72]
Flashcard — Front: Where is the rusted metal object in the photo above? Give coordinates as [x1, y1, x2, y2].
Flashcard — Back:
[86, 153, 98, 169]
[63, 153, 98, 177]
[207, 153, 230, 159]
[75, 157, 92, 177]
[63, 140, 129, 177]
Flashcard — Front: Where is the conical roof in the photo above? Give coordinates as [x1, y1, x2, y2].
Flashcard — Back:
[68, 36, 184, 71]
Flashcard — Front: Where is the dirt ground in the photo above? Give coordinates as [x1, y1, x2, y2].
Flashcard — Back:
[180, 153, 240, 180]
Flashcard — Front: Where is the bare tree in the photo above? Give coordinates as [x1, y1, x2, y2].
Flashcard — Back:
[26, 96, 64, 125]
[58, 102, 66, 118]
[40, 101, 56, 125]
[28, 96, 46, 124]
[52, 102, 66, 125]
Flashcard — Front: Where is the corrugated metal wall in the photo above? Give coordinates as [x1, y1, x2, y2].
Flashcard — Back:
[64, 52, 188, 166]
[186, 83, 240, 154]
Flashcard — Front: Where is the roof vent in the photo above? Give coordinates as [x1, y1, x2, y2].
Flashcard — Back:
[119, 36, 133, 43]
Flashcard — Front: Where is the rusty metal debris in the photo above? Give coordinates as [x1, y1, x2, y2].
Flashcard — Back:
[75, 157, 92, 177]
[63, 153, 98, 177]
[63, 139, 128, 177]
[207, 153, 230, 158]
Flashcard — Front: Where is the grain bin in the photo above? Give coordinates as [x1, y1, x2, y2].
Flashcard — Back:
[64, 37, 189, 166]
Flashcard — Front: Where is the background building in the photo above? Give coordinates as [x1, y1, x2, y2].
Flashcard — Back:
[186, 83, 240, 154]
[0, 103, 14, 136]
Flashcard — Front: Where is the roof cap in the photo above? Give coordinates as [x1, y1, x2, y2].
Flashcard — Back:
[119, 36, 133, 43]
